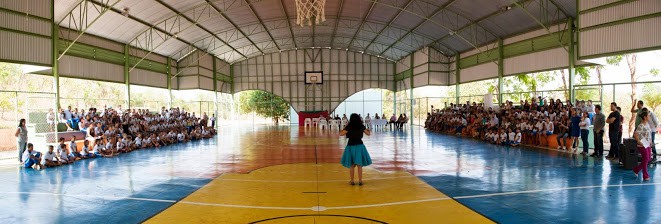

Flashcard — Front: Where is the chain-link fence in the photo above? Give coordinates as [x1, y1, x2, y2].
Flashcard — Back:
[0, 91, 55, 160]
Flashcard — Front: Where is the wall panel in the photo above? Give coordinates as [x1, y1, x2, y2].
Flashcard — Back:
[58, 55, 123, 83]
[178, 76, 199, 90]
[579, 0, 661, 58]
[580, 16, 661, 58]
[504, 48, 568, 75]
[130, 69, 167, 88]
[199, 76, 214, 91]
[460, 62, 497, 83]
[0, 31, 51, 65]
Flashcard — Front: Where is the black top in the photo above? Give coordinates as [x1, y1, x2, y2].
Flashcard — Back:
[607, 111, 621, 133]
[345, 125, 366, 146]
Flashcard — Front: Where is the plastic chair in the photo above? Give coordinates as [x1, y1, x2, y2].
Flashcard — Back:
[304, 118, 312, 128]
[330, 120, 340, 130]
[341, 120, 348, 129]
[364, 119, 372, 129]
[318, 119, 328, 130]
[312, 118, 320, 127]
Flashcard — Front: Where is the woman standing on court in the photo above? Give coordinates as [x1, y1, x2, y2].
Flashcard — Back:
[570, 109, 581, 152]
[15, 119, 28, 163]
[579, 111, 591, 155]
[340, 113, 372, 186]
[633, 110, 652, 181]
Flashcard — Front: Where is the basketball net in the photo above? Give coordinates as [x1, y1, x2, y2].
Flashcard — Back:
[295, 0, 326, 27]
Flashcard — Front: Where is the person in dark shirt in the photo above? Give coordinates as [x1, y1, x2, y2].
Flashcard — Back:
[340, 113, 372, 186]
[606, 103, 622, 159]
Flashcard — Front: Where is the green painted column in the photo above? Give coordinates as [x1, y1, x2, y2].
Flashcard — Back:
[410, 53, 414, 127]
[230, 64, 235, 120]
[167, 59, 172, 107]
[52, 18, 60, 114]
[393, 63, 397, 116]
[212, 57, 218, 129]
[498, 39, 504, 105]
[455, 55, 460, 105]
[124, 44, 130, 109]
[568, 17, 576, 103]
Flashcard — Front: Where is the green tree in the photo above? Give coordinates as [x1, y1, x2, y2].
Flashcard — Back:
[239, 90, 290, 124]
[642, 83, 661, 114]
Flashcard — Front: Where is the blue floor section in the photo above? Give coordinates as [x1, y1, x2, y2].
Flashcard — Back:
[0, 138, 217, 224]
[2, 126, 660, 223]
[416, 130, 661, 224]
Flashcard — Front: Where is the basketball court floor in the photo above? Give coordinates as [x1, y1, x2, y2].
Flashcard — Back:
[1, 125, 659, 223]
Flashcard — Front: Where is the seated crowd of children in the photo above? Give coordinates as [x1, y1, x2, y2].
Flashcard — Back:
[22, 106, 217, 169]
[424, 98, 599, 150]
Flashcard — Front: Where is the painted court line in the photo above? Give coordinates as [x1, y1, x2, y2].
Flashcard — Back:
[219, 176, 416, 183]
[452, 182, 661, 199]
[2, 182, 660, 211]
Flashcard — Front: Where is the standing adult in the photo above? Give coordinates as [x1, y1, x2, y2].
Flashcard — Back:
[633, 110, 652, 181]
[210, 113, 216, 128]
[579, 111, 591, 155]
[591, 105, 606, 157]
[15, 119, 28, 163]
[642, 107, 659, 163]
[606, 103, 622, 160]
[570, 109, 581, 152]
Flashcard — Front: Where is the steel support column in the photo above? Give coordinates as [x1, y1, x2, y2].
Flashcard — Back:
[51, 1, 60, 142]
[568, 17, 576, 103]
[212, 57, 218, 129]
[498, 39, 504, 104]
[230, 64, 236, 120]
[124, 44, 131, 109]
[393, 63, 397, 116]
[167, 59, 173, 108]
[410, 53, 414, 127]
[455, 55, 460, 105]
[52, 21, 60, 112]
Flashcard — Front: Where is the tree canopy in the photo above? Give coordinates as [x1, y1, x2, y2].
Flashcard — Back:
[238, 90, 290, 123]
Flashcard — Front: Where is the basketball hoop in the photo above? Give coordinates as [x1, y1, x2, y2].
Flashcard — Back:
[295, 0, 326, 27]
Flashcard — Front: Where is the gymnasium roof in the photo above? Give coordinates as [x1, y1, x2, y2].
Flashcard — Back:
[55, 0, 576, 63]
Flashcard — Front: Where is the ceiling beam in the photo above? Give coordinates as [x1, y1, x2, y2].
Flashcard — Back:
[215, 34, 411, 60]
[153, 0, 246, 59]
[242, 0, 280, 51]
[378, 0, 459, 56]
[205, 0, 264, 56]
[365, 0, 413, 53]
[84, 0, 213, 59]
[346, 0, 378, 50]
[278, 0, 297, 49]
[329, 0, 345, 47]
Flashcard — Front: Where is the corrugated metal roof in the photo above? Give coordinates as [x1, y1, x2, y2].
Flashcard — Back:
[55, 0, 577, 63]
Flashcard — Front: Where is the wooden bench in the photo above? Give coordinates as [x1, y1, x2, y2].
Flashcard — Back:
[545, 134, 573, 149]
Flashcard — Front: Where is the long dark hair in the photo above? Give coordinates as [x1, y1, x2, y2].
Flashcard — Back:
[346, 113, 364, 131]
[18, 119, 26, 127]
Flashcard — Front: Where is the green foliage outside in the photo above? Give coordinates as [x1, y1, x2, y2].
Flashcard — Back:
[238, 90, 290, 124]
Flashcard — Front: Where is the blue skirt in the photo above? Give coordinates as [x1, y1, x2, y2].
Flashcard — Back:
[340, 144, 372, 168]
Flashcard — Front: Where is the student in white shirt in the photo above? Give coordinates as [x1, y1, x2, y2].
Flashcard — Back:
[80, 140, 94, 158]
[177, 132, 185, 143]
[41, 145, 60, 167]
[507, 129, 516, 145]
[499, 129, 507, 145]
[23, 143, 43, 169]
[512, 129, 522, 146]
[92, 141, 104, 157]
[135, 134, 144, 149]
[56, 138, 71, 164]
